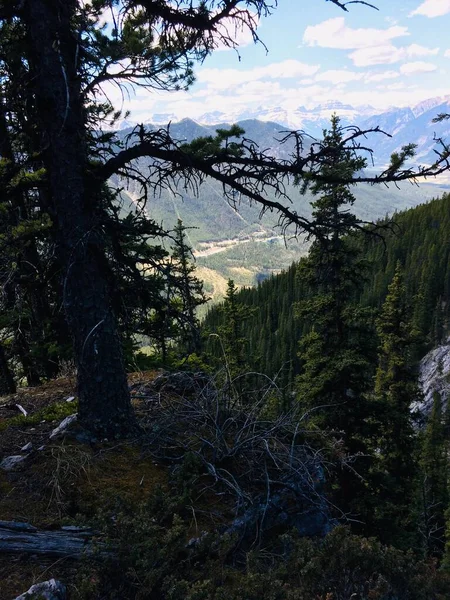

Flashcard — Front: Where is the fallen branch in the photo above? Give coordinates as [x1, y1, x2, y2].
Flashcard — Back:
[0, 520, 106, 558]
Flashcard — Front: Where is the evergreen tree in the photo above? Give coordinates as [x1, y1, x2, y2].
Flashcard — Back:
[217, 280, 253, 382]
[0, 342, 16, 395]
[418, 391, 449, 558]
[372, 262, 419, 544]
[171, 220, 208, 356]
[296, 116, 375, 450]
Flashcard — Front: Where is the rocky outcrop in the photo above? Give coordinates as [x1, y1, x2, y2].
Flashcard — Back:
[418, 337, 450, 416]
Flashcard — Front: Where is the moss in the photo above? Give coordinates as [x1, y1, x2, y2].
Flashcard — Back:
[0, 400, 78, 432]
[74, 444, 167, 516]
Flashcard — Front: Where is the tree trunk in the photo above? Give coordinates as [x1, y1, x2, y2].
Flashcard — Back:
[15, 328, 41, 387]
[0, 343, 16, 395]
[0, 521, 105, 558]
[23, 0, 136, 437]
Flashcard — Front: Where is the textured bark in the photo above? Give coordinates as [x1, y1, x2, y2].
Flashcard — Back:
[24, 0, 135, 436]
[0, 343, 16, 395]
[0, 521, 102, 558]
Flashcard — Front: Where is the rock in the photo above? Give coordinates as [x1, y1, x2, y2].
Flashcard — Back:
[0, 455, 27, 471]
[49, 414, 77, 439]
[21, 442, 33, 452]
[417, 338, 450, 417]
[65, 396, 75, 403]
[13, 578, 66, 600]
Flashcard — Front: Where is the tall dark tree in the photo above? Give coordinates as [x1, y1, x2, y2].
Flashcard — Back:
[418, 391, 449, 558]
[296, 116, 375, 446]
[171, 219, 208, 356]
[372, 263, 419, 544]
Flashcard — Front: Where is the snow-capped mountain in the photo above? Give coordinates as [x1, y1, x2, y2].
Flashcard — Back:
[114, 95, 450, 167]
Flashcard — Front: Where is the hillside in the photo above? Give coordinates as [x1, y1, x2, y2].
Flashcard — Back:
[204, 193, 450, 387]
[116, 118, 449, 297]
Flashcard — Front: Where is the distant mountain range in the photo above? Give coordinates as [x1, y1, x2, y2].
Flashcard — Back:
[117, 95, 450, 167]
[114, 98, 450, 297]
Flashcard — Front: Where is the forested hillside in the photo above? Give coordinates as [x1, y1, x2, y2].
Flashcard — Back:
[204, 193, 450, 390]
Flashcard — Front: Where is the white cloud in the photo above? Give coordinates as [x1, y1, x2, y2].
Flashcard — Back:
[365, 70, 400, 83]
[445, 49, 450, 58]
[350, 43, 439, 66]
[407, 43, 439, 57]
[400, 61, 437, 75]
[315, 70, 363, 84]
[197, 60, 320, 90]
[381, 82, 408, 91]
[410, 0, 450, 18]
[303, 17, 409, 50]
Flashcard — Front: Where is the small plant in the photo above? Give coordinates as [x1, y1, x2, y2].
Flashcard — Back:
[0, 400, 78, 432]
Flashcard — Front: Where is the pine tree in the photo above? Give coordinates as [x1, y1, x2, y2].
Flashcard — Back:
[418, 391, 449, 558]
[171, 220, 208, 356]
[372, 262, 419, 544]
[296, 116, 375, 449]
[218, 280, 252, 379]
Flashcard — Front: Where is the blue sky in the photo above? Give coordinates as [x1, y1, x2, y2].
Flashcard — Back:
[104, 0, 450, 122]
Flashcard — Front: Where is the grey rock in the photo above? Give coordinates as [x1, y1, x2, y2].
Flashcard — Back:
[21, 442, 33, 452]
[0, 455, 27, 471]
[417, 337, 450, 417]
[13, 578, 66, 600]
[49, 414, 77, 439]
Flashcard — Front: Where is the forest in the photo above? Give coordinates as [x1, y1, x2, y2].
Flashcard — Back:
[0, 1, 450, 599]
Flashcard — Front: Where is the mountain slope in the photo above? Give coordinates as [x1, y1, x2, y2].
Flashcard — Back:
[203, 193, 450, 386]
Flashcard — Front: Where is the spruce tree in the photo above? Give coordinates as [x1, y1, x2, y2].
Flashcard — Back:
[171, 220, 208, 356]
[218, 280, 252, 380]
[296, 116, 375, 450]
[418, 391, 449, 558]
[372, 262, 419, 544]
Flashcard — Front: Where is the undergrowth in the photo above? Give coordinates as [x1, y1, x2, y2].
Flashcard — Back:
[0, 400, 77, 432]
[73, 485, 450, 600]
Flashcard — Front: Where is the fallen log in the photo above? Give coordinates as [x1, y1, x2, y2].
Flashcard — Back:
[0, 520, 105, 558]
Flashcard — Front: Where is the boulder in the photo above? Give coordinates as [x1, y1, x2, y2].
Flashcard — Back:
[0, 455, 26, 471]
[13, 578, 66, 600]
[49, 414, 77, 439]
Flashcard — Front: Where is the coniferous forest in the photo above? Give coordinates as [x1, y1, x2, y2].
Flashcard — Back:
[1, 1, 450, 599]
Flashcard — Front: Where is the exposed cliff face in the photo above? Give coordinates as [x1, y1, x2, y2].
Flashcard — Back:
[418, 338, 450, 415]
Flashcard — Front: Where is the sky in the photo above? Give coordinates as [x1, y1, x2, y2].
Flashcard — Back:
[104, 0, 450, 123]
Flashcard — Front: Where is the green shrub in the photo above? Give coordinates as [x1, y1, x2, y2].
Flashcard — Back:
[0, 400, 77, 432]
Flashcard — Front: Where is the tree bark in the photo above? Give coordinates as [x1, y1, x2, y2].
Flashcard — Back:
[23, 0, 136, 437]
[0, 521, 103, 558]
[0, 343, 16, 395]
